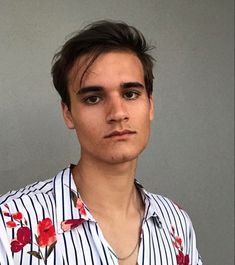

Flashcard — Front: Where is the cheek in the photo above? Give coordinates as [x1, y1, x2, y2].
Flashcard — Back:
[135, 106, 152, 124]
[74, 114, 103, 140]
[72, 108, 95, 128]
[135, 110, 152, 139]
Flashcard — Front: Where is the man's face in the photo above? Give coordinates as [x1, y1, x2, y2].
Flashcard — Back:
[62, 51, 154, 165]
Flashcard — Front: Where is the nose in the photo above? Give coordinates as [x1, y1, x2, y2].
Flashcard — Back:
[106, 97, 129, 123]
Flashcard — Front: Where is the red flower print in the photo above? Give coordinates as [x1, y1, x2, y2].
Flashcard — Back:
[11, 239, 24, 253]
[6, 220, 17, 228]
[61, 218, 86, 232]
[173, 236, 182, 249]
[37, 218, 57, 247]
[12, 211, 23, 221]
[4, 205, 57, 264]
[3, 211, 10, 217]
[6, 211, 24, 228]
[170, 225, 190, 265]
[177, 251, 190, 265]
[10, 227, 32, 252]
[76, 198, 86, 216]
[69, 188, 87, 217]
[17, 226, 32, 245]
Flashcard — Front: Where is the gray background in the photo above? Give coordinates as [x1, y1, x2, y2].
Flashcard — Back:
[0, 0, 234, 264]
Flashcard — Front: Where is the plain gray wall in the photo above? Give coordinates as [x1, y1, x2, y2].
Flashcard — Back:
[0, 0, 234, 264]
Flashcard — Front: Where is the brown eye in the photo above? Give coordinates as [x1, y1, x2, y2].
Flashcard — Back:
[84, 96, 101, 105]
[123, 91, 140, 100]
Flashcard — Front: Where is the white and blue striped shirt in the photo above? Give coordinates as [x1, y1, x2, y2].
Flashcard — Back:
[0, 165, 202, 265]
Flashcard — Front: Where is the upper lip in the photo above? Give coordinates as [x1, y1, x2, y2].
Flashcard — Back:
[104, 130, 136, 138]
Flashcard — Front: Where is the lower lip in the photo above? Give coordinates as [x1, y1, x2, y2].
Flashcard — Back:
[107, 132, 136, 140]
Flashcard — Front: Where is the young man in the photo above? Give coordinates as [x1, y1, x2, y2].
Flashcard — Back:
[0, 21, 202, 265]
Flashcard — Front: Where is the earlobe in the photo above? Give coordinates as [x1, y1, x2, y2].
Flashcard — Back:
[149, 95, 154, 121]
[61, 102, 75, 129]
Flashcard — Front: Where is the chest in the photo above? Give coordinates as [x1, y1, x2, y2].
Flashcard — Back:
[10, 219, 180, 265]
[54, 220, 178, 265]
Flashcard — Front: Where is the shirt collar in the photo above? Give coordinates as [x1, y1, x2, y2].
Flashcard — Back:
[135, 180, 163, 227]
[53, 165, 95, 234]
[53, 165, 162, 234]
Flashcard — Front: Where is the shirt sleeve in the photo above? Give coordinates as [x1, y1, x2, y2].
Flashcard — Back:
[0, 207, 14, 265]
[187, 212, 203, 265]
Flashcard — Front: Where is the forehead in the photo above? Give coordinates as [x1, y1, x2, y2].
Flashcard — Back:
[68, 51, 144, 91]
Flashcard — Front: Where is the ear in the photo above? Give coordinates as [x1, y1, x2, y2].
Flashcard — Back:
[61, 102, 75, 129]
[149, 95, 154, 121]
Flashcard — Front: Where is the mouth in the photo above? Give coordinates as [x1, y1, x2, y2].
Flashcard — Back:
[104, 130, 137, 139]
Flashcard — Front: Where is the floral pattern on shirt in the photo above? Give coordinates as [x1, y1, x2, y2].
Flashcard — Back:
[170, 225, 190, 265]
[0, 166, 202, 264]
[60, 185, 87, 232]
[3, 204, 57, 264]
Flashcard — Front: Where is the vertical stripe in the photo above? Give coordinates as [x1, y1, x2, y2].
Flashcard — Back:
[0, 166, 202, 265]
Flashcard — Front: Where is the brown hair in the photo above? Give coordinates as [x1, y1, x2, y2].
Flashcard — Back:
[51, 20, 155, 109]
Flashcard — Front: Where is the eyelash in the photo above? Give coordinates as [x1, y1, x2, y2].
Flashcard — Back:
[83, 96, 102, 105]
[123, 91, 141, 100]
[82, 90, 141, 105]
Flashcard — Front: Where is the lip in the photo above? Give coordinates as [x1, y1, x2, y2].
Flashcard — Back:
[104, 130, 137, 139]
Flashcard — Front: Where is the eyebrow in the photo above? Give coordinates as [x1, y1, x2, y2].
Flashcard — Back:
[121, 82, 144, 89]
[76, 86, 102, 95]
[77, 82, 144, 95]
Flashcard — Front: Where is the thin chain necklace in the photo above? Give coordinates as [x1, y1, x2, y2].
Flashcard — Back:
[112, 210, 142, 262]
[75, 167, 142, 263]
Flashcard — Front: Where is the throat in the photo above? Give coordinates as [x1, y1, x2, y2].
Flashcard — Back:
[71, 162, 144, 264]
[94, 200, 143, 265]
[72, 162, 140, 215]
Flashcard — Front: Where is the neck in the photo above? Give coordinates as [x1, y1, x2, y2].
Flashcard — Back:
[72, 157, 141, 218]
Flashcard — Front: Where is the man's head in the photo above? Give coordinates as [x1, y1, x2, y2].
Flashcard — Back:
[51, 20, 155, 110]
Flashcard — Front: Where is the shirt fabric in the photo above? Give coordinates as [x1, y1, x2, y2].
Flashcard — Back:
[0, 165, 203, 265]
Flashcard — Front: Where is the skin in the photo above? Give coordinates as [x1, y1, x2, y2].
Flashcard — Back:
[62, 50, 154, 265]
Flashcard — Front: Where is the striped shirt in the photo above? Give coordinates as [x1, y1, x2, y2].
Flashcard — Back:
[0, 165, 202, 265]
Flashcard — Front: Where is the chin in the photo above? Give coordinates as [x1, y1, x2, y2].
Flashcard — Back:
[83, 144, 147, 165]
[109, 155, 136, 164]
[103, 149, 144, 164]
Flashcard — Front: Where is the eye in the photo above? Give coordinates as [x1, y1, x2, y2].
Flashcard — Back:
[84, 96, 101, 105]
[123, 91, 140, 100]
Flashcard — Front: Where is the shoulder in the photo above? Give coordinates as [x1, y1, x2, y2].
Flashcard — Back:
[146, 191, 194, 233]
[150, 191, 203, 264]
[0, 176, 56, 230]
[0, 177, 54, 206]
[0, 174, 61, 264]
[149, 192, 188, 215]
[0, 166, 71, 228]
[137, 181, 193, 230]
[148, 192, 203, 264]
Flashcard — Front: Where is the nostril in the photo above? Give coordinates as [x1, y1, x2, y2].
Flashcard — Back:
[107, 114, 129, 123]
[106, 99, 129, 122]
